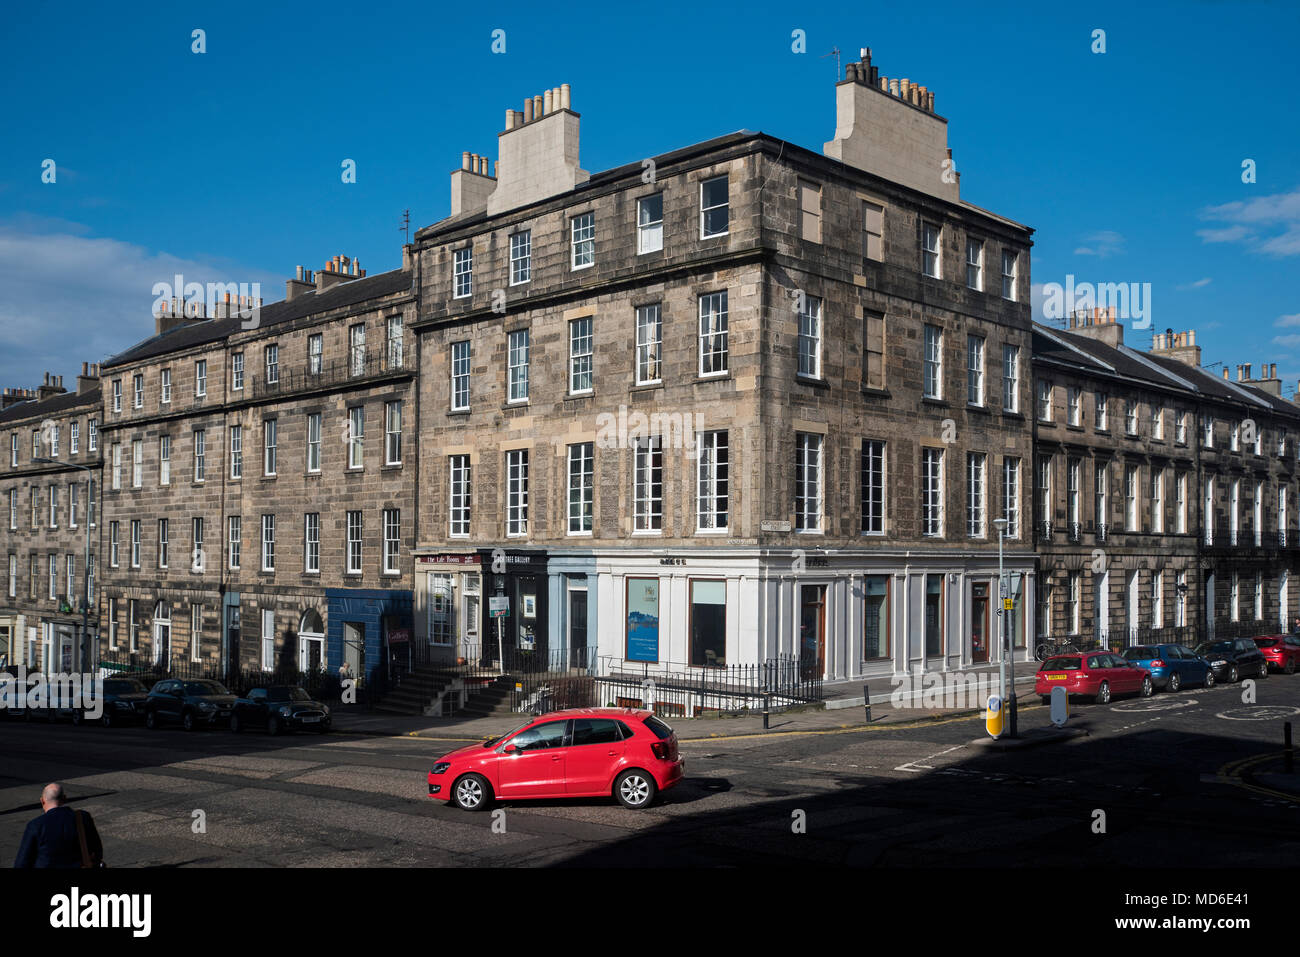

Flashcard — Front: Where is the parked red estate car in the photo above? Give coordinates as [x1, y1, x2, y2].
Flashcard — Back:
[1035, 651, 1153, 704]
[1254, 635, 1300, 674]
[428, 708, 685, 811]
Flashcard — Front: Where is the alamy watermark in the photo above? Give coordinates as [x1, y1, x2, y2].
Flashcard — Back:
[1039, 274, 1151, 329]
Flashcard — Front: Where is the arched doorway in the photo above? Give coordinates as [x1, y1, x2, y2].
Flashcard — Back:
[299, 609, 324, 672]
[153, 600, 171, 667]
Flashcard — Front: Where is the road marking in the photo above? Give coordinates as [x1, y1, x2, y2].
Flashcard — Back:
[894, 745, 965, 773]
[1214, 751, 1300, 805]
[1110, 697, 1198, 713]
[1215, 706, 1300, 721]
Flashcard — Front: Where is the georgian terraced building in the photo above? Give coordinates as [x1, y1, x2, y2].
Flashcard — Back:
[1032, 310, 1300, 642]
[409, 50, 1039, 683]
[0, 369, 103, 672]
[94, 264, 417, 682]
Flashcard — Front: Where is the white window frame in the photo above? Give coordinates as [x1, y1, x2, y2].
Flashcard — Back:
[261, 514, 275, 571]
[384, 401, 402, 466]
[305, 513, 320, 573]
[569, 318, 594, 394]
[633, 436, 664, 534]
[967, 335, 985, 406]
[636, 305, 662, 385]
[570, 212, 595, 269]
[697, 431, 729, 533]
[451, 341, 471, 411]
[922, 447, 944, 537]
[922, 222, 941, 278]
[923, 325, 942, 400]
[506, 450, 529, 537]
[637, 194, 664, 254]
[798, 296, 822, 380]
[453, 247, 473, 298]
[567, 443, 594, 535]
[229, 425, 242, 479]
[966, 237, 983, 291]
[967, 451, 987, 538]
[346, 511, 363, 574]
[700, 175, 729, 239]
[383, 509, 400, 575]
[449, 455, 471, 537]
[510, 230, 532, 284]
[508, 330, 530, 403]
[699, 291, 729, 377]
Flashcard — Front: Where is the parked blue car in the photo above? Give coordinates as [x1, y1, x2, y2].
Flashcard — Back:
[1121, 644, 1216, 691]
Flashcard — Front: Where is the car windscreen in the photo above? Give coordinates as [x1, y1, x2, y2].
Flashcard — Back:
[104, 679, 146, 694]
[1255, 638, 1279, 647]
[184, 680, 229, 696]
[1040, 657, 1081, 671]
[1124, 647, 1158, 660]
[485, 721, 532, 748]
[1197, 642, 1233, 656]
[644, 715, 675, 740]
[267, 687, 310, 701]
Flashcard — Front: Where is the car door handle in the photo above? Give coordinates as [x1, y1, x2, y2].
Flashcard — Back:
[551, 755, 562, 761]
[608, 750, 618, 756]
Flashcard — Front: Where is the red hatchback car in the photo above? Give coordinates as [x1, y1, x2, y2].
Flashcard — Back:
[428, 708, 685, 811]
[1254, 635, 1300, 674]
[1035, 651, 1153, 704]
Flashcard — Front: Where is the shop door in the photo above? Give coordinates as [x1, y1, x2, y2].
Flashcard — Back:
[799, 585, 826, 680]
[971, 584, 989, 663]
[568, 589, 588, 669]
[343, 622, 365, 681]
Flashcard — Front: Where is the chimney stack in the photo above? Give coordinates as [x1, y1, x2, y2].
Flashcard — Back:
[36, 372, 65, 401]
[488, 83, 588, 215]
[76, 361, 100, 395]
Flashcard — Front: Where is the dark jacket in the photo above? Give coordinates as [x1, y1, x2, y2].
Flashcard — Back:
[13, 806, 102, 868]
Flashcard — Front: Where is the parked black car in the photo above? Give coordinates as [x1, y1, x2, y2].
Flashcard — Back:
[1194, 638, 1269, 683]
[144, 678, 237, 731]
[229, 686, 331, 735]
[84, 677, 151, 727]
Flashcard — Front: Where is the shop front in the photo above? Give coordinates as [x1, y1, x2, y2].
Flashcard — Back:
[325, 588, 413, 686]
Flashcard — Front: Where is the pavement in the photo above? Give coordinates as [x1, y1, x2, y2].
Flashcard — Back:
[332, 660, 1046, 741]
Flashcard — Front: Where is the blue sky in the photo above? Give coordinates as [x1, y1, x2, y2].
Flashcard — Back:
[2, 0, 1297, 391]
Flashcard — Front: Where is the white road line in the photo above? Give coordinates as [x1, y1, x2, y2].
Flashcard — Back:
[894, 744, 965, 773]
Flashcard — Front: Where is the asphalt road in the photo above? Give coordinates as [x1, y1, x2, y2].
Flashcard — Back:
[2, 672, 1298, 867]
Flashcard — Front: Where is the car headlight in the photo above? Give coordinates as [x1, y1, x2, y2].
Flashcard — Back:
[198, 701, 215, 711]
[322, 705, 330, 715]
[431, 762, 451, 775]
[279, 706, 292, 716]
[1212, 660, 1227, 666]
[114, 700, 132, 710]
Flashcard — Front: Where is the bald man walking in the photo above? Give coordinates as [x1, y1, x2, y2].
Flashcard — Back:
[13, 783, 103, 868]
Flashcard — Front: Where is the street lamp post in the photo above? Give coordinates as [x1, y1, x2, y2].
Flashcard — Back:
[33, 458, 95, 676]
[993, 517, 1014, 736]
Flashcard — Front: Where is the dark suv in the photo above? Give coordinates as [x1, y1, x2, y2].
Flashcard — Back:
[230, 686, 331, 735]
[145, 678, 237, 731]
[1194, 638, 1269, 683]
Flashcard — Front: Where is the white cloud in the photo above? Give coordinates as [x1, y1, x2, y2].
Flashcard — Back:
[1270, 334, 1300, 348]
[1175, 277, 1212, 290]
[1274, 313, 1300, 328]
[1197, 187, 1300, 256]
[0, 218, 278, 388]
[1073, 230, 1125, 258]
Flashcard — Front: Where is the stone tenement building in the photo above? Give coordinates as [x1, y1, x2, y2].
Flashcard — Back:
[1032, 311, 1300, 642]
[2, 46, 1293, 685]
[93, 263, 416, 680]
[410, 50, 1037, 683]
[0, 368, 103, 672]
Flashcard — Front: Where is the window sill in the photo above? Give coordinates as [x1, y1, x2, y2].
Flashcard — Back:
[921, 397, 948, 408]
[796, 375, 829, 390]
[448, 408, 471, 416]
[967, 403, 991, 415]
[861, 386, 891, 399]
[630, 382, 663, 393]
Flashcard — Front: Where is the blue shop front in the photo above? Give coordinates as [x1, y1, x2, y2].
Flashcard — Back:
[325, 588, 414, 685]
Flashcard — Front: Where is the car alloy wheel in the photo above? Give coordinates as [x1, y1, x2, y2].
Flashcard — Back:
[101, 711, 113, 729]
[1168, 672, 1181, 693]
[1258, 662, 1269, 679]
[453, 774, 490, 811]
[267, 716, 280, 736]
[1204, 670, 1216, 688]
[145, 709, 158, 730]
[1228, 666, 1239, 683]
[1095, 681, 1111, 705]
[1287, 659, 1296, 675]
[182, 711, 196, 732]
[230, 713, 242, 734]
[615, 770, 657, 809]
[1140, 676, 1153, 697]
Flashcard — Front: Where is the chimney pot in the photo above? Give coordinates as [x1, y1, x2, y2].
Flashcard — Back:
[543, 89, 553, 115]
[523, 98, 533, 122]
[533, 94, 543, 117]
[560, 84, 571, 110]
[505, 110, 516, 131]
